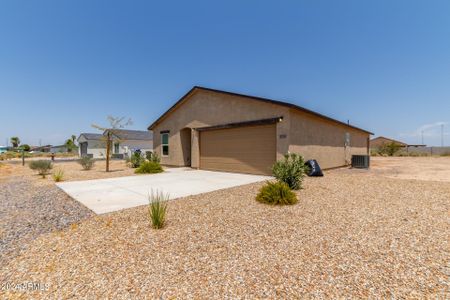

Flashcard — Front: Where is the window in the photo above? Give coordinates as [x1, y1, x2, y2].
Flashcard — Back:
[114, 143, 120, 154]
[161, 133, 169, 156]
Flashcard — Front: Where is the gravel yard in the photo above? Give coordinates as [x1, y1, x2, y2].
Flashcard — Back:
[370, 156, 450, 182]
[0, 177, 94, 267]
[0, 159, 136, 183]
[1, 158, 449, 298]
[0, 159, 132, 268]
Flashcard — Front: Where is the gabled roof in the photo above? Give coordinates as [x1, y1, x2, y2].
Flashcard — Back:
[30, 145, 52, 151]
[78, 133, 104, 141]
[105, 129, 153, 141]
[370, 136, 407, 146]
[370, 136, 425, 147]
[148, 86, 373, 135]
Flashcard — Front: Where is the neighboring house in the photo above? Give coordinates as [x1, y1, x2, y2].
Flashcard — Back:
[370, 136, 408, 149]
[0, 146, 7, 154]
[78, 130, 153, 159]
[370, 136, 425, 151]
[50, 144, 78, 153]
[30, 145, 52, 153]
[78, 133, 105, 158]
[149, 86, 373, 175]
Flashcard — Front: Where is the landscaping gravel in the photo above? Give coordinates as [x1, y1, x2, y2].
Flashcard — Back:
[1, 171, 448, 298]
[0, 177, 94, 267]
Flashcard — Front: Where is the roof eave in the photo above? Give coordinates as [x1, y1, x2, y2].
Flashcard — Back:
[148, 86, 374, 135]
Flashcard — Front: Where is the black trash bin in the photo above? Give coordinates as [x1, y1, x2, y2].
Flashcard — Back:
[305, 159, 324, 177]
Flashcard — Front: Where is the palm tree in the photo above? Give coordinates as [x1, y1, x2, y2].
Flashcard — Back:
[10, 137, 20, 148]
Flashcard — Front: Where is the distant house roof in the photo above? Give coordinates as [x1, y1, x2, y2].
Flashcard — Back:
[78, 133, 104, 141]
[371, 136, 407, 146]
[105, 129, 153, 141]
[51, 144, 71, 149]
[30, 145, 52, 151]
[370, 136, 425, 147]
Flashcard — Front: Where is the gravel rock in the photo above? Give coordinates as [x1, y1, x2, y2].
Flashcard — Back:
[1, 171, 448, 298]
[0, 176, 94, 266]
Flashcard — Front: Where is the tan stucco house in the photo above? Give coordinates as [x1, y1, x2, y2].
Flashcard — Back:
[370, 136, 408, 149]
[370, 136, 425, 152]
[149, 86, 373, 175]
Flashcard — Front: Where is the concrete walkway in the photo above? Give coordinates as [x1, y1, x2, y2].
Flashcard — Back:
[56, 168, 271, 214]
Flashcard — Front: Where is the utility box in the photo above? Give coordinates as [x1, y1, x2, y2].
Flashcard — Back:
[352, 155, 370, 169]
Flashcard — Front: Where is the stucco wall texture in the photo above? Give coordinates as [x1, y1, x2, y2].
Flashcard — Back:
[152, 89, 370, 171]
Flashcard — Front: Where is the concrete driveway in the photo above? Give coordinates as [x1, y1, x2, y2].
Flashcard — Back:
[56, 168, 270, 214]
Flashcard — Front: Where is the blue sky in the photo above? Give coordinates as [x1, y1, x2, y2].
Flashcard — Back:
[0, 0, 449, 146]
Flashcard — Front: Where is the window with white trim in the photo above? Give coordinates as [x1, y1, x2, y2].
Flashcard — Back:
[161, 133, 169, 156]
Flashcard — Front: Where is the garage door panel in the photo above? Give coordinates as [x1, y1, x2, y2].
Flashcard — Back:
[200, 124, 276, 175]
[200, 161, 272, 175]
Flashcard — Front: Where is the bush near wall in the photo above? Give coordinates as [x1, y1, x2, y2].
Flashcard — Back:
[272, 153, 307, 190]
[135, 161, 163, 174]
[255, 152, 308, 206]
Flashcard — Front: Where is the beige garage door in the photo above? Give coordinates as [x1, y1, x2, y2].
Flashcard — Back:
[200, 124, 276, 175]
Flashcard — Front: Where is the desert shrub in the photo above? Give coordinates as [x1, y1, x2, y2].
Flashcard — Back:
[441, 152, 450, 157]
[1, 151, 20, 160]
[370, 149, 379, 156]
[29, 160, 53, 178]
[272, 153, 307, 190]
[53, 169, 64, 182]
[148, 190, 168, 229]
[135, 161, 163, 174]
[396, 151, 409, 157]
[146, 151, 160, 163]
[256, 181, 297, 205]
[408, 151, 429, 157]
[130, 151, 145, 168]
[378, 142, 403, 156]
[78, 156, 95, 170]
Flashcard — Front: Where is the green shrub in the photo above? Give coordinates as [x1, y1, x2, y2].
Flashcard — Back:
[148, 190, 168, 229]
[378, 142, 403, 156]
[53, 169, 64, 182]
[146, 151, 161, 163]
[18, 144, 31, 151]
[135, 161, 163, 174]
[1, 151, 19, 160]
[256, 181, 297, 205]
[78, 156, 95, 170]
[272, 153, 307, 190]
[397, 151, 408, 157]
[408, 151, 428, 157]
[29, 160, 53, 178]
[130, 152, 145, 168]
